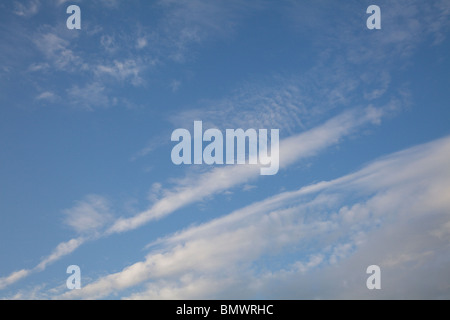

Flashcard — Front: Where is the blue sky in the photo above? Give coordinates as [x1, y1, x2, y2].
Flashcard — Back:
[0, 0, 449, 299]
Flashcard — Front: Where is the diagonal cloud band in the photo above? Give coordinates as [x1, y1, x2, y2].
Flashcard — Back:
[0, 106, 382, 291]
[107, 107, 382, 233]
[60, 134, 450, 299]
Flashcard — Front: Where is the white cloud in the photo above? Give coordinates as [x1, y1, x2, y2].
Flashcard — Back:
[28, 63, 50, 72]
[35, 91, 56, 102]
[0, 269, 31, 290]
[108, 108, 381, 234]
[169, 80, 181, 92]
[35, 237, 86, 272]
[242, 184, 256, 192]
[0, 106, 376, 295]
[2, 100, 372, 292]
[63, 195, 113, 234]
[60, 135, 450, 299]
[100, 35, 118, 53]
[169, 80, 308, 133]
[67, 82, 113, 110]
[1, 284, 49, 300]
[3, 0, 446, 297]
[56, 0, 72, 6]
[0, 237, 85, 290]
[13, 0, 40, 17]
[136, 38, 148, 49]
[155, 0, 263, 61]
[34, 32, 86, 72]
[0, 194, 114, 290]
[96, 59, 147, 86]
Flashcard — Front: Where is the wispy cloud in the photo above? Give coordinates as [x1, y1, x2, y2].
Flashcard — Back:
[33, 32, 87, 72]
[0, 270, 31, 291]
[13, 0, 40, 17]
[66, 82, 114, 110]
[0, 107, 382, 291]
[35, 91, 57, 102]
[60, 135, 450, 299]
[63, 195, 113, 235]
[170, 80, 307, 133]
[156, 0, 263, 62]
[0, 237, 86, 291]
[95, 59, 149, 86]
[108, 107, 382, 234]
[1, 0, 447, 298]
[35, 237, 86, 272]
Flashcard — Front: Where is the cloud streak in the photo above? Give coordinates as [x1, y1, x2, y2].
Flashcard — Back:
[1, 0, 447, 298]
[60, 135, 450, 299]
[0, 237, 86, 291]
[108, 107, 382, 234]
[0, 107, 381, 291]
[63, 195, 113, 235]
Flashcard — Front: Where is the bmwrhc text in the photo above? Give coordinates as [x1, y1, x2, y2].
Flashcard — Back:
[221, 304, 274, 315]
